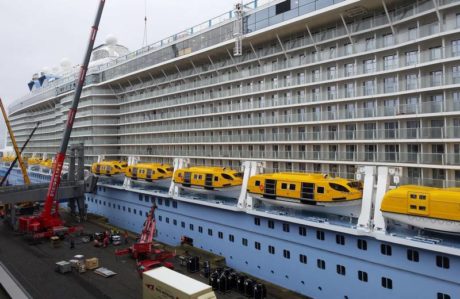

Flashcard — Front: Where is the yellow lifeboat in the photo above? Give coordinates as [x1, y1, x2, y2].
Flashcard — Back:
[40, 159, 53, 168]
[247, 173, 362, 216]
[28, 157, 42, 165]
[126, 163, 173, 181]
[1, 154, 15, 163]
[381, 185, 460, 233]
[173, 166, 243, 190]
[91, 160, 127, 176]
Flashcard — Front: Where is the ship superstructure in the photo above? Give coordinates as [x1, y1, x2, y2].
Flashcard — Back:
[4, 0, 460, 298]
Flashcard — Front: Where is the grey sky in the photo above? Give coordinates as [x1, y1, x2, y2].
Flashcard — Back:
[0, 0, 237, 105]
[0, 0, 237, 148]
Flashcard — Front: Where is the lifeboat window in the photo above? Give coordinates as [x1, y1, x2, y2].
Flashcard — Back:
[114, 165, 120, 169]
[409, 205, 417, 210]
[419, 195, 426, 200]
[410, 194, 417, 199]
[418, 206, 426, 211]
[281, 183, 288, 189]
[199, 175, 203, 180]
[167, 167, 174, 172]
[317, 186, 325, 194]
[157, 168, 166, 174]
[289, 184, 296, 190]
[221, 173, 233, 180]
[347, 181, 363, 189]
[255, 180, 260, 186]
[234, 172, 243, 178]
[329, 183, 350, 192]
[193, 174, 198, 179]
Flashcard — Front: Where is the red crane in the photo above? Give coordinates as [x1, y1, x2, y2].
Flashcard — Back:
[115, 205, 175, 274]
[18, 0, 106, 238]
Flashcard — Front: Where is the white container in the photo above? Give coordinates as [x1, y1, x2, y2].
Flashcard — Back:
[143, 267, 216, 299]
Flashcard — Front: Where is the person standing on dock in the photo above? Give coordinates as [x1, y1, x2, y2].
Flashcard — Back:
[124, 230, 129, 245]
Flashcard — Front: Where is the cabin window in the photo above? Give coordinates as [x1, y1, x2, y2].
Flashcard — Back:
[336, 265, 346, 276]
[317, 230, 325, 240]
[229, 234, 235, 242]
[268, 220, 275, 229]
[255, 241, 261, 250]
[283, 223, 290, 232]
[381, 244, 392, 256]
[410, 194, 417, 199]
[329, 183, 350, 192]
[299, 226, 307, 236]
[165, 217, 169, 223]
[242, 238, 248, 246]
[437, 293, 451, 299]
[254, 217, 260, 226]
[419, 195, 426, 200]
[189, 224, 194, 231]
[357, 239, 367, 250]
[214, 176, 219, 181]
[208, 229, 213, 236]
[255, 180, 260, 186]
[283, 249, 291, 259]
[409, 205, 417, 209]
[317, 186, 325, 193]
[218, 232, 223, 239]
[317, 259, 326, 269]
[194, 174, 198, 179]
[336, 234, 345, 245]
[407, 249, 419, 262]
[289, 184, 296, 190]
[381, 277, 392, 289]
[418, 206, 426, 211]
[198, 226, 203, 233]
[222, 173, 234, 180]
[172, 219, 176, 225]
[159, 215, 162, 221]
[358, 271, 368, 282]
[281, 183, 288, 189]
[299, 254, 307, 264]
[268, 245, 275, 254]
[436, 256, 450, 269]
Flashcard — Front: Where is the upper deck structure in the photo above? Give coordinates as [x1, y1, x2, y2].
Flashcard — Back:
[7, 0, 460, 187]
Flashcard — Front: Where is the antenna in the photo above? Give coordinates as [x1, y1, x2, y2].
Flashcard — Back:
[142, 0, 148, 47]
[233, 1, 244, 56]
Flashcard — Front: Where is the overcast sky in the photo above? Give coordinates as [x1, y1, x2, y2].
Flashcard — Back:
[0, 0, 237, 105]
[0, 0, 238, 148]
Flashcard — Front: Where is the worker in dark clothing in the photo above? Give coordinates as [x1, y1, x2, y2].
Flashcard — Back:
[124, 230, 129, 245]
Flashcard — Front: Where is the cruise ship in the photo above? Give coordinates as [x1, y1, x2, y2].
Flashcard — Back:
[3, 0, 460, 298]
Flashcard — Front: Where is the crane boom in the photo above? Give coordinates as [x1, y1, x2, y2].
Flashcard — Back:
[41, 0, 105, 227]
[0, 98, 30, 185]
[18, 0, 105, 236]
[0, 122, 40, 186]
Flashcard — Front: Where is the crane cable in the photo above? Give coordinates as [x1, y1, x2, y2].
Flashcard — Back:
[142, 0, 148, 47]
